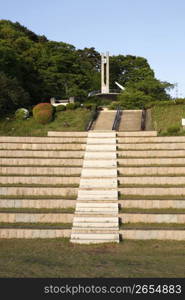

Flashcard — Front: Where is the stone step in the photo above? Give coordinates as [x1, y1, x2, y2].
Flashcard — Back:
[120, 213, 185, 223]
[84, 152, 117, 159]
[75, 207, 118, 213]
[0, 143, 86, 150]
[0, 136, 87, 143]
[117, 131, 157, 137]
[71, 228, 118, 233]
[48, 132, 88, 137]
[119, 143, 185, 150]
[119, 176, 185, 185]
[86, 145, 116, 151]
[93, 111, 116, 131]
[118, 136, 185, 143]
[119, 199, 185, 209]
[0, 187, 77, 196]
[0, 150, 84, 158]
[118, 167, 185, 176]
[77, 190, 117, 200]
[87, 138, 116, 144]
[119, 110, 142, 131]
[76, 203, 118, 208]
[0, 176, 79, 185]
[119, 187, 185, 196]
[118, 158, 185, 165]
[88, 132, 116, 138]
[0, 199, 76, 208]
[0, 228, 71, 239]
[81, 168, 117, 178]
[73, 223, 118, 228]
[80, 178, 117, 188]
[83, 160, 117, 168]
[0, 158, 83, 166]
[70, 233, 120, 244]
[120, 230, 185, 240]
[73, 216, 118, 223]
[0, 213, 73, 223]
[0, 166, 82, 176]
[118, 150, 185, 157]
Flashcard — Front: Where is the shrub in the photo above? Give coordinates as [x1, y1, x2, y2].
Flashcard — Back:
[66, 103, 76, 110]
[84, 103, 94, 110]
[34, 110, 53, 124]
[15, 108, 29, 120]
[33, 103, 54, 124]
[33, 103, 53, 115]
[166, 125, 181, 135]
[56, 105, 66, 112]
[175, 99, 185, 105]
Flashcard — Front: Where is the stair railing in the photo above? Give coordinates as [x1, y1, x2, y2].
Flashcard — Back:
[112, 106, 122, 130]
[141, 108, 146, 130]
[85, 106, 99, 131]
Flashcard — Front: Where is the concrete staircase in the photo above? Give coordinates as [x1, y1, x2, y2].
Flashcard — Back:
[93, 111, 116, 130]
[0, 129, 185, 241]
[70, 131, 119, 244]
[117, 131, 185, 240]
[119, 110, 142, 131]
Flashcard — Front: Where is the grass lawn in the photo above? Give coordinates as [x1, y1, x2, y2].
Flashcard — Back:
[151, 104, 185, 135]
[0, 108, 91, 136]
[0, 239, 184, 278]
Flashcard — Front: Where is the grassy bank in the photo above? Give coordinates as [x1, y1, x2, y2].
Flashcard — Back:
[0, 239, 184, 277]
[151, 104, 185, 135]
[0, 109, 91, 136]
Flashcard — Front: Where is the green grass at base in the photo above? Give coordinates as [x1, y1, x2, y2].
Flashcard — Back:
[0, 238, 184, 277]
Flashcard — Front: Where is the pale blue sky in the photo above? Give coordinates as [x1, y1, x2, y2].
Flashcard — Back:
[1, 0, 185, 97]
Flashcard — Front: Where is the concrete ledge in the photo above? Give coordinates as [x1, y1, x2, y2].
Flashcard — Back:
[0, 144, 86, 150]
[120, 230, 185, 240]
[119, 187, 185, 196]
[119, 213, 185, 223]
[0, 167, 82, 176]
[48, 132, 88, 137]
[0, 199, 76, 208]
[0, 187, 78, 196]
[0, 176, 80, 185]
[118, 158, 185, 165]
[118, 136, 185, 143]
[0, 150, 84, 158]
[118, 167, 185, 175]
[118, 143, 185, 150]
[118, 150, 185, 157]
[0, 136, 87, 143]
[119, 177, 185, 185]
[119, 200, 185, 209]
[0, 228, 71, 238]
[0, 213, 73, 223]
[0, 158, 83, 166]
[117, 131, 157, 137]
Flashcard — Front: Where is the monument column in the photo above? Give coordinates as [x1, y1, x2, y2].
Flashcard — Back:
[101, 52, 110, 94]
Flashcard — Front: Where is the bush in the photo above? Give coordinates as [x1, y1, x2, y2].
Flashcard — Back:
[166, 125, 181, 135]
[33, 103, 54, 124]
[56, 105, 66, 112]
[34, 110, 53, 124]
[33, 103, 53, 115]
[66, 103, 76, 110]
[84, 103, 94, 110]
[175, 99, 185, 105]
[15, 108, 29, 120]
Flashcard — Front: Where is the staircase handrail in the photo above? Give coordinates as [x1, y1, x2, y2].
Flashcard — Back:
[85, 106, 99, 131]
[141, 108, 146, 130]
[112, 106, 122, 130]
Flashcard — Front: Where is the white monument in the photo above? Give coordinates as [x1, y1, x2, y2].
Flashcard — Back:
[101, 52, 110, 94]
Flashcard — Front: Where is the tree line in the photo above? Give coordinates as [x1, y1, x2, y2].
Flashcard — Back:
[0, 19, 173, 115]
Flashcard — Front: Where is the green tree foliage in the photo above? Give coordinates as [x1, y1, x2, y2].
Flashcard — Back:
[0, 72, 30, 116]
[0, 19, 172, 115]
